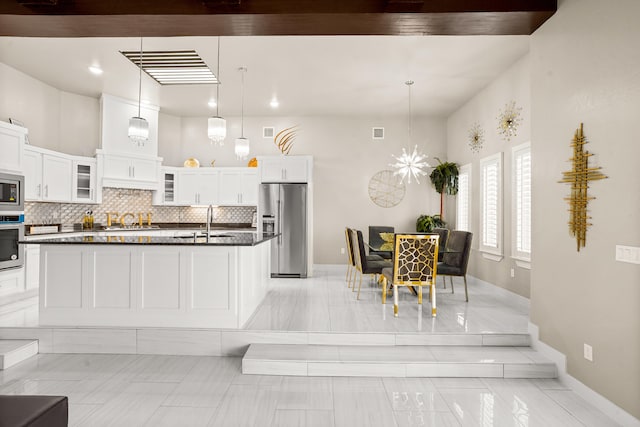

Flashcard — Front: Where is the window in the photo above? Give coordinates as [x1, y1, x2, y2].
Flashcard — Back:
[480, 152, 503, 260]
[512, 142, 531, 265]
[456, 164, 471, 232]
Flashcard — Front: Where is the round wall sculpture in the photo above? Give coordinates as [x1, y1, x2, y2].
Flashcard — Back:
[368, 170, 406, 208]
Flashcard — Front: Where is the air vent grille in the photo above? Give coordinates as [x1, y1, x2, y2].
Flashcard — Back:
[120, 50, 217, 85]
[372, 127, 385, 140]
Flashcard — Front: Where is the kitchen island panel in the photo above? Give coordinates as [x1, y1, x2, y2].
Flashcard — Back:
[188, 249, 231, 310]
[92, 248, 134, 309]
[38, 241, 271, 329]
[140, 249, 182, 310]
[41, 247, 83, 309]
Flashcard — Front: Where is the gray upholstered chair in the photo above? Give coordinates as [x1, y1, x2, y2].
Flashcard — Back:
[437, 230, 473, 301]
[368, 226, 394, 260]
[431, 227, 449, 264]
[352, 229, 392, 300]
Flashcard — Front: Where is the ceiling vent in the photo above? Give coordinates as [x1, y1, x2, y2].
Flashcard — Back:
[372, 127, 385, 140]
[120, 50, 217, 85]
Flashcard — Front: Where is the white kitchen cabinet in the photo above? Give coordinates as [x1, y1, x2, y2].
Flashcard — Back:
[23, 148, 43, 200]
[72, 158, 97, 203]
[25, 244, 40, 291]
[258, 155, 311, 183]
[219, 168, 258, 205]
[100, 94, 159, 158]
[153, 167, 179, 205]
[177, 169, 219, 205]
[97, 151, 161, 191]
[23, 146, 72, 202]
[0, 120, 26, 174]
[0, 268, 25, 300]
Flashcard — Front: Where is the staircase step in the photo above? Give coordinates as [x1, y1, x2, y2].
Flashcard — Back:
[0, 340, 38, 370]
[242, 344, 556, 379]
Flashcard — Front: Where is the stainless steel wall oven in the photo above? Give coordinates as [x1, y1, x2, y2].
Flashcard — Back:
[0, 172, 25, 270]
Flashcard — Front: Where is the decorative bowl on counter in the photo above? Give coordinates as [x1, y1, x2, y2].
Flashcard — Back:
[183, 157, 200, 168]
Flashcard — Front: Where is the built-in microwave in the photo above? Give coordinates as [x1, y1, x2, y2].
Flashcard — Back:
[0, 172, 24, 212]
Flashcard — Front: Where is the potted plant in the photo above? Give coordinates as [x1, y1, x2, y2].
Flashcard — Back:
[416, 214, 446, 232]
[429, 158, 459, 217]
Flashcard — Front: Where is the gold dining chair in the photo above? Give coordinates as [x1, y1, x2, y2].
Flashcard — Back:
[381, 234, 439, 317]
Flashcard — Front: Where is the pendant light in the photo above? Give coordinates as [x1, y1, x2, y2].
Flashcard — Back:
[234, 66, 250, 160]
[390, 80, 430, 184]
[128, 37, 149, 146]
[207, 37, 226, 145]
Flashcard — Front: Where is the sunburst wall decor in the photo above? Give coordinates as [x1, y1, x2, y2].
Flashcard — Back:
[468, 122, 484, 153]
[558, 123, 607, 251]
[497, 101, 522, 141]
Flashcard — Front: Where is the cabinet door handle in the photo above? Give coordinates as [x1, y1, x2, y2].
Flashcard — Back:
[132, 166, 135, 177]
[44, 185, 48, 198]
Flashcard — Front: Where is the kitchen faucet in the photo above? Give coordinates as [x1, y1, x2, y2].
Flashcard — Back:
[206, 205, 214, 238]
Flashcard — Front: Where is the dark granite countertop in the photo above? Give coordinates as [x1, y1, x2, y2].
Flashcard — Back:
[21, 231, 277, 247]
[25, 223, 255, 236]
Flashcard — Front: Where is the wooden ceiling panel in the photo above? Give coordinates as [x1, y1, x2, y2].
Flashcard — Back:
[0, 0, 556, 37]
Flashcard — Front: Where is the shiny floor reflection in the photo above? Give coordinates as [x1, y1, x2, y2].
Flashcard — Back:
[245, 266, 529, 333]
[0, 354, 620, 426]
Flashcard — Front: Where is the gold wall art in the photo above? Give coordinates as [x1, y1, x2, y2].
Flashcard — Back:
[558, 123, 607, 251]
[468, 122, 484, 153]
[497, 101, 522, 141]
[274, 126, 298, 155]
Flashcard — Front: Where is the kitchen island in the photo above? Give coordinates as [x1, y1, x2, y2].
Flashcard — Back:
[29, 232, 275, 329]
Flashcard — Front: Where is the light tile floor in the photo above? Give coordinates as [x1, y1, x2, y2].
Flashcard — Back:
[0, 266, 529, 334]
[0, 353, 620, 426]
[245, 265, 530, 333]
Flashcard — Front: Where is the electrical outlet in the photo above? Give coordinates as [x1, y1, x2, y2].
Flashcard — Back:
[510, 268, 515, 278]
[584, 343, 593, 361]
[340, 247, 345, 255]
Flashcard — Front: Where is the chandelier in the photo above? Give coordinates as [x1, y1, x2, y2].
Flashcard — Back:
[234, 67, 250, 160]
[208, 37, 226, 145]
[128, 37, 149, 146]
[390, 81, 430, 184]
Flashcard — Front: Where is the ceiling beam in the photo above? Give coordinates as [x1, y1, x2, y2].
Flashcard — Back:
[0, 0, 556, 37]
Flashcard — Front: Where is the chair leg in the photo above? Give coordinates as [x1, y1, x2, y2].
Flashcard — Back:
[351, 270, 358, 292]
[393, 284, 399, 317]
[431, 283, 437, 317]
[345, 264, 350, 282]
[442, 276, 446, 289]
[463, 275, 469, 302]
[346, 266, 352, 287]
[418, 286, 423, 305]
[381, 276, 387, 304]
[450, 276, 454, 294]
[357, 273, 363, 300]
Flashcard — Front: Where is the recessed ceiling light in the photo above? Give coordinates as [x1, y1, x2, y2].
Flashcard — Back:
[88, 65, 103, 75]
[208, 99, 217, 108]
[270, 98, 279, 108]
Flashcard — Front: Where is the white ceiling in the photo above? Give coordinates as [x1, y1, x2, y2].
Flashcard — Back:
[0, 36, 529, 118]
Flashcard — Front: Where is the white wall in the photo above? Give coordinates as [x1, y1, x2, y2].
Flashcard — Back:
[530, 0, 640, 419]
[163, 115, 447, 264]
[446, 55, 531, 297]
[0, 62, 99, 153]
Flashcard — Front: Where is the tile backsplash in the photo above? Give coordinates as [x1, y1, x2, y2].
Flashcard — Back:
[25, 188, 256, 226]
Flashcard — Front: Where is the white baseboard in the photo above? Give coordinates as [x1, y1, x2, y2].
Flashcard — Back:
[529, 322, 640, 427]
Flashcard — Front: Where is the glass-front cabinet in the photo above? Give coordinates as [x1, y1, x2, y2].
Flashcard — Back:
[72, 158, 97, 203]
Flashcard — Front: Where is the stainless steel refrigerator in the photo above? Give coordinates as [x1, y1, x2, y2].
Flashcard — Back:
[259, 183, 307, 278]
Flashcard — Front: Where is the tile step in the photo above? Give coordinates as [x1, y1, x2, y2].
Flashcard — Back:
[242, 343, 557, 379]
[0, 340, 38, 370]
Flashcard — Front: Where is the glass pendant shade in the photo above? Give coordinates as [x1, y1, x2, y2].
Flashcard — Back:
[208, 116, 226, 145]
[235, 137, 250, 160]
[128, 116, 149, 145]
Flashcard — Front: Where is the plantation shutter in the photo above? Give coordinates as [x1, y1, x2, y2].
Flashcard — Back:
[456, 164, 471, 232]
[514, 144, 531, 257]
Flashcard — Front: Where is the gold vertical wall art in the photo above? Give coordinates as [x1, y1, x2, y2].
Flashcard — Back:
[558, 123, 607, 251]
